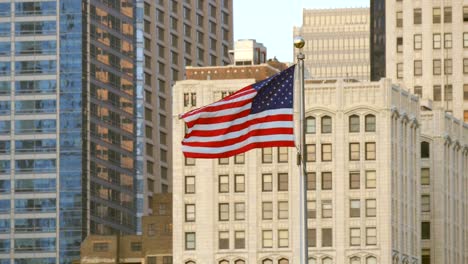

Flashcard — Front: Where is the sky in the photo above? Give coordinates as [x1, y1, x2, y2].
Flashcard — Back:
[233, 0, 369, 63]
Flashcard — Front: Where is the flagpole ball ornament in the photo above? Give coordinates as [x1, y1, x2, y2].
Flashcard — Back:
[294, 36, 305, 49]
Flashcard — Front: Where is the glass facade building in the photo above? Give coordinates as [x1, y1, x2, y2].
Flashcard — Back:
[370, 0, 386, 81]
[0, 0, 143, 263]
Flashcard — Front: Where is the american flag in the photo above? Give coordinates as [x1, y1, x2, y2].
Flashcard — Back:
[181, 65, 296, 158]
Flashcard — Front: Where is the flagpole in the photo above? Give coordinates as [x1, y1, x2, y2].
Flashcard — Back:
[294, 36, 308, 264]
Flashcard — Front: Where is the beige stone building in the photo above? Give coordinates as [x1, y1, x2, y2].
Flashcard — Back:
[79, 194, 173, 264]
[293, 8, 370, 81]
[383, 0, 468, 122]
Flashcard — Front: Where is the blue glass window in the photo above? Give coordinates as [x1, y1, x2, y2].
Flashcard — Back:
[14, 238, 56, 252]
[0, 121, 10, 134]
[15, 258, 56, 264]
[15, 159, 56, 173]
[0, 200, 9, 213]
[0, 260, 9, 264]
[15, 21, 56, 35]
[15, 120, 56, 134]
[0, 101, 10, 115]
[15, 80, 56, 94]
[0, 219, 9, 233]
[15, 179, 56, 193]
[15, 40, 56, 55]
[0, 23, 10, 37]
[15, 139, 56, 153]
[0, 141, 10, 154]
[15, 100, 56, 114]
[0, 62, 10, 76]
[0, 161, 10, 174]
[0, 4, 10, 17]
[0, 239, 9, 253]
[0, 180, 9, 193]
[15, 60, 56, 75]
[15, 2, 56, 16]
[14, 218, 56, 233]
[14, 198, 56, 213]
[0, 42, 10, 56]
[0, 82, 10, 95]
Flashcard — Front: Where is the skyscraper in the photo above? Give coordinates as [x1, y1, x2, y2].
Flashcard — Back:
[0, 0, 233, 263]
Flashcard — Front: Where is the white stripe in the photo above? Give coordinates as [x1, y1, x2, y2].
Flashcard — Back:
[208, 89, 256, 107]
[182, 134, 295, 154]
[183, 121, 293, 142]
[187, 108, 293, 133]
[183, 102, 253, 123]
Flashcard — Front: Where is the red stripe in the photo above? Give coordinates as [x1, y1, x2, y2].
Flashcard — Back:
[183, 141, 295, 158]
[185, 98, 253, 126]
[185, 114, 293, 138]
[221, 86, 255, 100]
[187, 109, 251, 128]
[182, 127, 294, 148]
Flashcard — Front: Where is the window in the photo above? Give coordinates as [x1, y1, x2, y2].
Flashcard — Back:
[185, 176, 195, 194]
[365, 142, 376, 160]
[350, 228, 360, 246]
[433, 85, 441, 101]
[185, 232, 196, 250]
[421, 195, 430, 212]
[350, 199, 360, 217]
[464, 33, 468, 48]
[444, 7, 452, 23]
[445, 33, 452, 48]
[262, 148, 272, 163]
[464, 59, 468, 73]
[185, 204, 195, 222]
[366, 199, 377, 217]
[234, 202, 245, 220]
[262, 230, 273, 248]
[366, 257, 377, 264]
[433, 34, 441, 49]
[421, 141, 430, 158]
[307, 200, 316, 219]
[311, 199, 327, 219]
[414, 34, 422, 50]
[262, 202, 273, 220]
[349, 143, 360, 161]
[263, 259, 273, 264]
[421, 222, 430, 239]
[147, 257, 157, 264]
[414, 60, 422, 76]
[234, 153, 245, 164]
[396, 11, 403, 27]
[219, 157, 229, 165]
[321, 116, 332, 133]
[234, 174, 245, 192]
[306, 144, 316, 162]
[321, 144, 332, 161]
[219, 231, 229, 249]
[278, 173, 288, 191]
[278, 259, 289, 264]
[444, 59, 452, 75]
[365, 114, 376, 132]
[421, 168, 430, 185]
[444, 84, 452, 101]
[278, 230, 289, 248]
[219, 203, 229, 221]
[465, 85, 468, 101]
[235, 231, 245, 249]
[308, 229, 316, 247]
[262, 174, 272, 192]
[306, 117, 316, 133]
[422, 249, 431, 264]
[307, 172, 316, 190]
[465, 111, 468, 123]
[349, 115, 360, 132]
[350, 257, 361, 264]
[322, 228, 332, 247]
[414, 8, 422, 24]
[322, 172, 332, 190]
[433, 8, 441, 23]
[433, 59, 441, 75]
[366, 227, 377, 245]
[396, 37, 403, 53]
[278, 201, 288, 219]
[350, 172, 360, 189]
[414, 86, 422, 97]
[93, 242, 109, 252]
[219, 175, 229, 193]
[131, 242, 142, 251]
[366, 170, 376, 188]
[397, 63, 403, 79]
[278, 147, 288, 163]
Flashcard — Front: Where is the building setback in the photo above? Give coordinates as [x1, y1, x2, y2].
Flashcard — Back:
[294, 8, 370, 81]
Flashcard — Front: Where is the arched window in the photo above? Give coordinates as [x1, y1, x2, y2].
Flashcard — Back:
[263, 259, 273, 264]
[186, 261, 195, 264]
[365, 114, 376, 132]
[349, 115, 360, 132]
[308, 258, 316, 264]
[350, 256, 360, 264]
[321, 116, 332, 133]
[306, 116, 316, 134]
[421, 141, 430, 158]
[235, 260, 245, 264]
[366, 256, 377, 264]
[322, 257, 333, 264]
[219, 260, 229, 264]
[278, 258, 289, 264]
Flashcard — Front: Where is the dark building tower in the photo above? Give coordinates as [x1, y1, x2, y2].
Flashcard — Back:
[370, 0, 386, 81]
